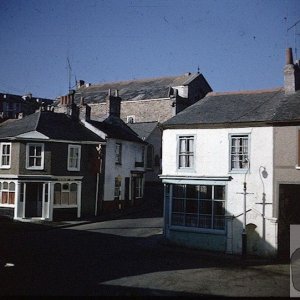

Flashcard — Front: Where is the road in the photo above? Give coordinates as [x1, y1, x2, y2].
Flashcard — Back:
[0, 212, 290, 296]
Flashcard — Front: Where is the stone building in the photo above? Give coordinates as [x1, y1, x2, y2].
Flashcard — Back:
[55, 72, 212, 205]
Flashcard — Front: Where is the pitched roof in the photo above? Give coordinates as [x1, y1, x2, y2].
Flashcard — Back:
[73, 73, 209, 103]
[127, 121, 159, 140]
[0, 111, 104, 142]
[163, 88, 300, 128]
[87, 115, 146, 144]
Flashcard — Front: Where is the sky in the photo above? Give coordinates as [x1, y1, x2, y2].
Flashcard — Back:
[0, 0, 299, 100]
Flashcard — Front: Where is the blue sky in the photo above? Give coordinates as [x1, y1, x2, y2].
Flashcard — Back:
[0, 0, 299, 99]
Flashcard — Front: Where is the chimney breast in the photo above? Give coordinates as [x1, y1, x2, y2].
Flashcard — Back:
[284, 48, 300, 94]
[286, 48, 294, 65]
[106, 93, 121, 118]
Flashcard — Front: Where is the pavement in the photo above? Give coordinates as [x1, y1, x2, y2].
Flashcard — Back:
[0, 202, 291, 297]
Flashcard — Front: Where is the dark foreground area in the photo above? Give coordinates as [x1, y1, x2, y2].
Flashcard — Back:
[0, 206, 290, 297]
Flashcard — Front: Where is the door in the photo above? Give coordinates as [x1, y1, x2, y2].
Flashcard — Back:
[25, 183, 43, 218]
[125, 177, 130, 208]
[278, 184, 300, 258]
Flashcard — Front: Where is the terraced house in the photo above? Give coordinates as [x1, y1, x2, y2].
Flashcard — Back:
[160, 48, 300, 258]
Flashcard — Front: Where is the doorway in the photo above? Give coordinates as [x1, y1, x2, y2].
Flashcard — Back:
[278, 184, 300, 258]
[25, 183, 43, 218]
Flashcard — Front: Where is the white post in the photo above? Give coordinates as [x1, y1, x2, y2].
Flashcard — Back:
[77, 182, 82, 218]
[14, 181, 20, 219]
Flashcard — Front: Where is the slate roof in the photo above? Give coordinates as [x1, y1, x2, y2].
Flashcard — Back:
[0, 111, 104, 142]
[163, 88, 300, 128]
[73, 73, 209, 104]
[127, 121, 159, 140]
[87, 116, 146, 144]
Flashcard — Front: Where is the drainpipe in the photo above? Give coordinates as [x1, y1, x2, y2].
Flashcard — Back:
[95, 144, 103, 216]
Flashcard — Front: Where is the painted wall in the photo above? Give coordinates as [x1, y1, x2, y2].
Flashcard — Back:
[103, 138, 145, 202]
[273, 126, 300, 216]
[162, 126, 277, 256]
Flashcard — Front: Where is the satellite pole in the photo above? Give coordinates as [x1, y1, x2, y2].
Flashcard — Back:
[287, 19, 300, 59]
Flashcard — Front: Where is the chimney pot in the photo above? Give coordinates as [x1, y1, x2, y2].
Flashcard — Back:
[115, 89, 119, 97]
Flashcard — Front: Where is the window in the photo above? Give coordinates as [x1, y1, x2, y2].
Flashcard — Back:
[0, 181, 15, 205]
[68, 145, 81, 171]
[230, 135, 249, 171]
[178, 136, 194, 169]
[135, 146, 145, 167]
[0, 143, 11, 168]
[26, 143, 44, 170]
[146, 145, 154, 169]
[114, 177, 121, 200]
[171, 184, 225, 230]
[115, 143, 122, 164]
[127, 115, 135, 124]
[135, 177, 143, 198]
[54, 183, 77, 206]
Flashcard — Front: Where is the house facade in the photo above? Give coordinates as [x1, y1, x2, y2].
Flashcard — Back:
[55, 72, 212, 200]
[0, 108, 104, 221]
[160, 48, 300, 257]
[0, 92, 53, 122]
[57, 91, 147, 213]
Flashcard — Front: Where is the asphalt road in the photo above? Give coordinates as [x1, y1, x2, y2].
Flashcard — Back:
[0, 212, 290, 297]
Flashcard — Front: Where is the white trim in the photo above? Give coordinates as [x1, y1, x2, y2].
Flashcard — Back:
[67, 144, 81, 171]
[228, 133, 251, 173]
[0, 142, 11, 169]
[81, 120, 107, 140]
[16, 130, 49, 140]
[26, 142, 44, 170]
[0, 174, 83, 180]
[176, 134, 196, 172]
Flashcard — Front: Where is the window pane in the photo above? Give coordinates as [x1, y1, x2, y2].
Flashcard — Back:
[172, 198, 184, 212]
[61, 192, 69, 205]
[29, 157, 35, 167]
[185, 214, 198, 227]
[199, 185, 212, 199]
[9, 182, 15, 191]
[36, 146, 42, 156]
[8, 192, 15, 204]
[186, 199, 198, 213]
[171, 213, 184, 225]
[54, 183, 61, 205]
[198, 215, 212, 228]
[186, 185, 198, 199]
[3, 182, 8, 189]
[214, 186, 225, 200]
[29, 146, 35, 156]
[36, 158, 42, 166]
[2, 192, 8, 204]
[173, 185, 185, 198]
[199, 199, 212, 214]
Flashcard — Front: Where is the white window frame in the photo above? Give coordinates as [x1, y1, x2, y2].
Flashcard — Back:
[0, 143, 11, 169]
[115, 143, 122, 164]
[67, 145, 81, 171]
[26, 143, 44, 170]
[229, 134, 250, 173]
[53, 182, 78, 208]
[177, 135, 195, 170]
[0, 181, 16, 207]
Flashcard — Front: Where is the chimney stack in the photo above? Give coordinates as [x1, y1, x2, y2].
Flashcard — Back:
[284, 48, 300, 94]
[106, 89, 121, 118]
[85, 104, 91, 121]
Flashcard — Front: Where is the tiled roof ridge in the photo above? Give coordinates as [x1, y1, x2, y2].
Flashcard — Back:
[206, 87, 284, 96]
[78, 73, 197, 89]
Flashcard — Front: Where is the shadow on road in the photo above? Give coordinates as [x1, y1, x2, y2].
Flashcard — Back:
[0, 212, 289, 297]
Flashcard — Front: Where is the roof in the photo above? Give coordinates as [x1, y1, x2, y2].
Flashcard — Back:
[0, 93, 53, 104]
[87, 115, 146, 144]
[127, 121, 159, 140]
[0, 111, 104, 142]
[163, 88, 300, 128]
[73, 73, 210, 104]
